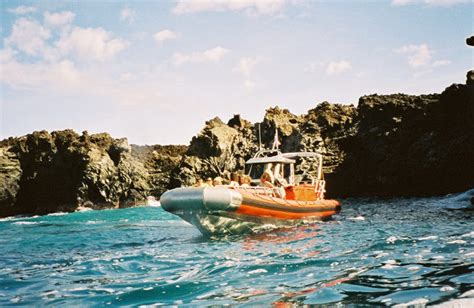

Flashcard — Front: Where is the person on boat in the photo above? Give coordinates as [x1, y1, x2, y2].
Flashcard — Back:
[229, 172, 240, 187]
[213, 177, 223, 186]
[263, 163, 275, 183]
[194, 178, 207, 187]
[273, 163, 289, 187]
[240, 175, 252, 187]
[260, 172, 274, 188]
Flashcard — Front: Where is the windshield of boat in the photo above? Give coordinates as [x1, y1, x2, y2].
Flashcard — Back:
[245, 162, 293, 184]
[293, 156, 321, 183]
[245, 163, 264, 182]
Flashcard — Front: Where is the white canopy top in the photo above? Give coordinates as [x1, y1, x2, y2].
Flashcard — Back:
[245, 155, 295, 165]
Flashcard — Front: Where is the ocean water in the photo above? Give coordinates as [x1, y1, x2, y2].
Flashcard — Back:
[1, 190, 473, 306]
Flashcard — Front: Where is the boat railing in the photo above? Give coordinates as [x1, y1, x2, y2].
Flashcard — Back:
[316, 180, 326, 199]
[234, 186, 282, 198]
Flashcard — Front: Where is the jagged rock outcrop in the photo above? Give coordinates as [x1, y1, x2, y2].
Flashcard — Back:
[467, 36, 474, 46]
[131, 144, 187, 196]
[0, 147, 22, 215]
[1, 80, 472, 218]
[171, 105, 358, 191]
[0, 130, 151, 217]
[170, 116, 258, 187]
[170, 80, 472, 198]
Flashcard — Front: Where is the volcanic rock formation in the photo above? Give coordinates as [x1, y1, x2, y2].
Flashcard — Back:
[0, 131, 152, 217]
[171, 81, 473, 198]
[1, 37, 472, 216]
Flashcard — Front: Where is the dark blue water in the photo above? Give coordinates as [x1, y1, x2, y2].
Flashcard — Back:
[1, 190, 473, 306]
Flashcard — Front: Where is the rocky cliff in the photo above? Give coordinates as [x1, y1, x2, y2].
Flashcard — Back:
[171, 81, 473, 197]
[0, 131, 165, 217]
[1, 73, 473, 217]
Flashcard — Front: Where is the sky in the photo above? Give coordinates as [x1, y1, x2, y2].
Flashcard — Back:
[0, 0, 472, 145]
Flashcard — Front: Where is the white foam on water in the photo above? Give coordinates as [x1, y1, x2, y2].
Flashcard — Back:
[439, 286, 455, 292]
[96, 288, 115, 294]
[41, 290, 59, 297]
[461, 231, 474, 238]
[69, 287, 88, 292]
[393, 298, 429, 307]
[447, 239, 466, 244]
[381, 264, 398, 269]
[381, 260, 398, 269]
[47, 212, 68, 216]
[0, 216, 23, 222]
[138, 303, 164, 308]
[464, 251, 474, 257]
[432, 255, 445, 260]
[418, 236, 438, 241]
[407, 265, 421, 271]
[85, 220, 103, 225]
[375, 252, 390, 258]
[10, 296, 21, 303]
[248, 269, 268, 275]
[386, 236, 398, 244]
[13, 221, 39, 225]
[76, 207, 93, 212]
[348, 216, 365, 221]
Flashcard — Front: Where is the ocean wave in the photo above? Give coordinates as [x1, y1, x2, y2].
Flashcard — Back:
[347, 216, 365, 221]
[47, 212, 68, 216]
[13, 221, 39, 225]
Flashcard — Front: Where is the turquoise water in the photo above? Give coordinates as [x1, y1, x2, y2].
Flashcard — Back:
[1, 191, 473, 306]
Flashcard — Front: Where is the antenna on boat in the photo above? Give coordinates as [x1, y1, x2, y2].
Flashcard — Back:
[258, 123, 262, 150]
[271, 128, 281, 150]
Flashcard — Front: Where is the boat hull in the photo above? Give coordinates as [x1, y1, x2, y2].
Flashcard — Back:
[161, 187, 341, 235]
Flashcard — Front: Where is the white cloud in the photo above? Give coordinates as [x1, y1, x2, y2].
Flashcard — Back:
[56, 27, 129, 61]
[1, 14, 145, 107]
[153, 30, 178, 44]
[244, 79, 256, 90]
[0, 50, 160, 106]
[395, 44, 451, 71]
[391, 0, 469, 6]
[395, 44, 432, 67]
[44, 11, 75, 28]
[172, 0, 287, 16]
[326, 60, 352, 75]
[7, 5, 36, 15]
[432, 59, 451, 67]
[392, 0, 416, 5]
[304, 61, 324, 73]
[4, 18, 50, 57]
[233, 57, 260, 76]
[173, 46, 229, 66]
[120, 73, 136, 81]
[0, 54, 81, 90]
[120, 8, 136, 24]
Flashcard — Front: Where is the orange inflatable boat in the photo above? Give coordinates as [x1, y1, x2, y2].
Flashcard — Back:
[161, 150, 341, 235]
